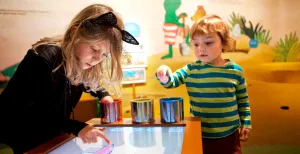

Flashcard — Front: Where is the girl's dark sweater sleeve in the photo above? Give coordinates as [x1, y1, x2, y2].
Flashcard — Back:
[25, 49, 88, 136]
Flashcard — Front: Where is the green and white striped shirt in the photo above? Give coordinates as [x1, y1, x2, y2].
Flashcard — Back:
[157, 60, 251, 138]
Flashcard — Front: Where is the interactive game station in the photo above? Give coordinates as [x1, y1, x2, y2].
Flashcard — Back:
[26, 118, 202, 154]
[26, 98, 203, 154]
[26, 23, 203, 154]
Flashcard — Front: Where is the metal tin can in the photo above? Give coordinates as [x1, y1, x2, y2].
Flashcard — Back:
[100, 98, 122, 124]
[130, 98, 154, 123]
[160, 97, 184, 123]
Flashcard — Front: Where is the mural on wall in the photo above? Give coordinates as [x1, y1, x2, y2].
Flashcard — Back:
[157, 0, 300, 64]
[273, 31, 300, 62]
[161, 0, 190, 59]
[228, 12, 272, 52]
[190, 5, 206, 22]
[122, 68, 146, 84]
[227, 12, 300, 63]
[161, 2, 208, 60]
[121, 22, 147, 85]
[159, 3, 300, 64]
[122, 22, 147, 68]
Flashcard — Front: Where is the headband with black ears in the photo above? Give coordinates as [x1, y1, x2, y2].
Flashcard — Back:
[81, 12, 139, 45]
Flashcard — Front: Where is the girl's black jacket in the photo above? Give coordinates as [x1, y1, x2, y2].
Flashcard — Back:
[0, 45, 109, 153]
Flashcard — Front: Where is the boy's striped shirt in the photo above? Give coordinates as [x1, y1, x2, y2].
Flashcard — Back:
[157, 60, 251, 138]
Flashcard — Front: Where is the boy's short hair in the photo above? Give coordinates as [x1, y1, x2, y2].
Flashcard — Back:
[190, 14, 233, 52]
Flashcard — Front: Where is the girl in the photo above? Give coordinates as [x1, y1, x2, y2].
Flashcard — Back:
[0, 4, 138, 154]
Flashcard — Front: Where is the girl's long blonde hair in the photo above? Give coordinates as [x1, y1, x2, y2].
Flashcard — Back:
[32, 4, 124, 92]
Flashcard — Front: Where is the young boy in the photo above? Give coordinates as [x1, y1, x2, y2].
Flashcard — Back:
[156, 15, 251, 154]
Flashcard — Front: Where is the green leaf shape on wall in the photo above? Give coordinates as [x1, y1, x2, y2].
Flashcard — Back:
[273, 32, 299, 62]
[228, 12, 244, 31]
[254, 30, 272, 45]
[286, 42, 300, 62]
[228, 12, 272, 41]
[241, 17, 265, 39]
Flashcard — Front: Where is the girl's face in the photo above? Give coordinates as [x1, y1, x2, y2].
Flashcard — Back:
[75, 40, 111, 69]
[192, 32, 224, 65]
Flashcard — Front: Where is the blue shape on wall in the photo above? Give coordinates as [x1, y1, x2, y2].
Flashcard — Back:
[249, 39, 258, 48]
[124, 23, 140, 37]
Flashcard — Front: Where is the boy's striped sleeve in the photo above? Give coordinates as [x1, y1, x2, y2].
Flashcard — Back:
[156, 64, 190, 88]
[236, 73, 252, 129]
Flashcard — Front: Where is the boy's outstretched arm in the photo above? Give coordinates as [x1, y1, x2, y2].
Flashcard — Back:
[155, 64, 190, 88]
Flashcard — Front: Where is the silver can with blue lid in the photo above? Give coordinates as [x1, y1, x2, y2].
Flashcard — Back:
[160, 97, 184, 123]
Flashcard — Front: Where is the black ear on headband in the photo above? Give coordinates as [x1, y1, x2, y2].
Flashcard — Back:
[82, 12, 139, 45]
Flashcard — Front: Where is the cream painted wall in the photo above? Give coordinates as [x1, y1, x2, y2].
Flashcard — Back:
[0, 0, 299, 69]
[278, 0, 300, 40]
[0, 0, 166, 69]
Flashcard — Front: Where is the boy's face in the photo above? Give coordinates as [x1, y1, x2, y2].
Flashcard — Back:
[192, 32, 223, 64]
[75, 40, 111, 69]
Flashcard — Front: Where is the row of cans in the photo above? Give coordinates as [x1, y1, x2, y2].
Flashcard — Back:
[100, 97, 184, 124]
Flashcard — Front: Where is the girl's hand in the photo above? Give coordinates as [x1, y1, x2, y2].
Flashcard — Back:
[78, 125, 111, 144]
[101, 95, 114, 103]
[156, 65, 172, 84]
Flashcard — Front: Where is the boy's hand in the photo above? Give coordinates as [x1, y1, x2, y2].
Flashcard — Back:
[156, 65, 172, 84]
[240, 127, 250, 141]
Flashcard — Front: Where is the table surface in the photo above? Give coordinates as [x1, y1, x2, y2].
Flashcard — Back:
[25, 117, 203, 154]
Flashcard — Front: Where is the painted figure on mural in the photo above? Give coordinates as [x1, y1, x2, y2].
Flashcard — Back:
[191, 5, 206, 22]
[162, 0, 189, 59]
